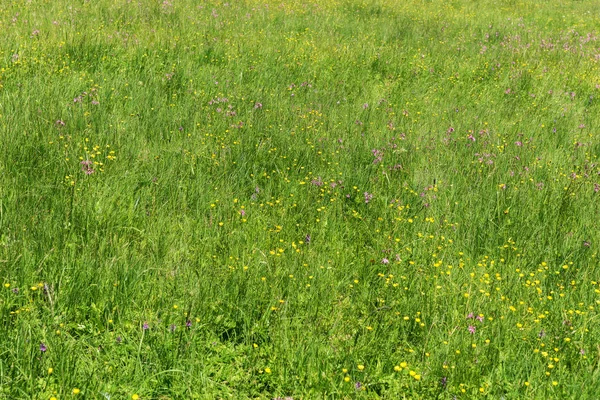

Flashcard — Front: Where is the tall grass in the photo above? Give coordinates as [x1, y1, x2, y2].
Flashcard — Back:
[1, 0, 600, 398]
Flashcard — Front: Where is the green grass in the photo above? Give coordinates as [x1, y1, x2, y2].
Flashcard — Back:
[1, 0, 600, 398]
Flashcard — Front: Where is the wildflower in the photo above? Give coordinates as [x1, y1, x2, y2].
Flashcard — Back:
[381, 258, 389, 264]
[355, 381, 362, 390]
[72, 388, 81, 395]
[364, 192, 373, 204]
[440, 376, 447, 388]
[40, 342, 47, 352]
[186, 320, 192, 328]
[357, 364, 365, 371]
[254, 102, 263, 109]
[310, 177, 324, 187]
[304, 234, 311, 244]
[132, 395, 140, 400]
[142, 322, 149, 330]
[116, 336, 122, 343]
[372, 148, 383, 161]
[468, 325, 476, 334]
[476, 315, 484, 322]
[466, 313, 474, 319]
[80, 160, 95, 175]
[264, 367, 271, 374]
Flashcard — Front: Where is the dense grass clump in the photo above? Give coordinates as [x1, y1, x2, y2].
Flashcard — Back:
[1, 0, 600, 398]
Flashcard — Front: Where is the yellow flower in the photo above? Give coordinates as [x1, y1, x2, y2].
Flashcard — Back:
[264, 367, 271, 374]
[394, 365, 401, 372]
[48, 368, 53, 374]
[357, 364, 365, 371]
[72, 388, 80, 395]
[132, 395, 140, 400]
[344, 376, 350, 382]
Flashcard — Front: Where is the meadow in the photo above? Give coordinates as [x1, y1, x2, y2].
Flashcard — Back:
[1, 0, 600, 398]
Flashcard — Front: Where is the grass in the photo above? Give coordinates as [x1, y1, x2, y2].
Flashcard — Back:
[1, 0, 600, 398]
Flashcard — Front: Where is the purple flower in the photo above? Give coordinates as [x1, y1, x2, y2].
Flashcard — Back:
[580, 349, 586, 355]
[476, 315, 484, 323]
[310, 177, 324, 187]
[440, 376, 447, 388]
[143, 322, 149, 330]
[12, 287, 19, 294]
[254, 102, 263, 109]
[116, 336, 122, 343]
[80, 160, 95, 175]
[468, 325, 476, 334]
[354, 381, 362, 390]
[381, 258, 389, 265]
[372, 149, 383, 164]
[186, 320, 192, 328]
[304, 234, 311, 244]
[466, 313, 474, 319]
[240, 209, 246, 217]
[40, 342, 47, 352]
[364, 192, 373, 204]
